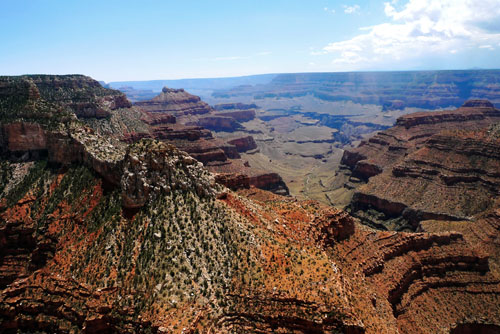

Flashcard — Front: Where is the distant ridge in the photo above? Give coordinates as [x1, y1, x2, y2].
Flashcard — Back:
[110, 70, 500, 108]
[108, 73, 278, 99]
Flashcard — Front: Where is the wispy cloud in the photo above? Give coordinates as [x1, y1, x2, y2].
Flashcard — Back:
[256, 51, 272, 56]
[479, 45, 494, 50]
[324, 7, 336, 14]
[343, 4, 360, 14]
[315, 0, 500, 69]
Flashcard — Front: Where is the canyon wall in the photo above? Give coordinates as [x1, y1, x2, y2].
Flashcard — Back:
[341, 100, 500, 230]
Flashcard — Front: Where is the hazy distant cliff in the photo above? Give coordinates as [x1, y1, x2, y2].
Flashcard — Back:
[212, 70, 500, 109]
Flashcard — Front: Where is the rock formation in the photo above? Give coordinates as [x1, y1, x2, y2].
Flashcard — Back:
[1, 75, 499, 334]
[131, 87, 288, 195]
[341, 100, 500, 230]
[134, 87, 212, 116]
[187, 115, 243, 132]
[213, 70, 500, 109]
[227, 136, 258, 152]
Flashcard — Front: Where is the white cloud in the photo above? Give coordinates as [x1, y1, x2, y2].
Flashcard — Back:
[317, 0, 500, 69]
[324, 7, 335, 14]
[343, 4, 360, 14]
[479, 45, 494, 50]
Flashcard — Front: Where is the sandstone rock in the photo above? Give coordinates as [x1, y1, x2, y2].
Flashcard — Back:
[135, 87, 212, 116]
[227, 136, 258, 152]
[214, 173, 250, 190]
[249, 173, 289, 195]
[188, 116, 243, 132]
[341, 100, 500, 229]
[216, 109, 256, 122]
[1, 122, 47, 152]
[314, 209, 355, 245]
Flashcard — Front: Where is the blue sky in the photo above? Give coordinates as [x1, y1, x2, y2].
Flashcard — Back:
[1, 0, 499, 82]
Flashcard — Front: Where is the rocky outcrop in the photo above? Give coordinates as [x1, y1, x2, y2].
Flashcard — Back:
[121, 140, 215, 209]
[0, 121, 124, 187]
[0, 122, 47, 153]
[227, 136, 258, 152]
[214, 173, 250, 190]
[150, 124, 212, 142]
[0, 273, 154, 333]
[341, 101, 500, 230]
[249, 173, 289, 195]
[6, 75, 132, 119]
[188, 116, 243, 132]
[314, 209, 355, 245]
[341, 100, 500, 179]
[334, 226, 500, 333]
[140, 111, 176, 125]
[135, 87, 212, 116]
[217, 109, 256, 122]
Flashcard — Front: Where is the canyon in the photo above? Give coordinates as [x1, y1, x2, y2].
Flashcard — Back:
[341, 100, 500, 231]
[113, 70, 500, 204]
[0, 74, 499, 334]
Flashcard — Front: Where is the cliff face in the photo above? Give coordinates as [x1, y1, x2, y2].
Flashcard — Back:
[341, 100, 500, 230]
[135, 87, 212, 116]
[130, 87, 287, 195]
[0, 75, 132, 121]
[333, 226, 500, 334]
[213, 70, 500, 109]
[227, 136, 258, 152]
[188, 115, 243, 132]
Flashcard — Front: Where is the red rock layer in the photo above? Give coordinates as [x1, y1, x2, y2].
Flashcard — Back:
[187, 116, 243, 132]
[342, 100, 500, 180]
[134, 87, 212, 116]
[216, 109, 256, 122]
[0, 273, 152, 334]
[131, 87, 287, 195]
[342, 100, 500, 229]
[227, 136, 258, 152]
[333, 226, 500, 333]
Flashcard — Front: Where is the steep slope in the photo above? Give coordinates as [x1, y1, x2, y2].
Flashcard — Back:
[0, 76, 288, 195]
[341, 100, 500, 230]
[132, 87, 288, 195]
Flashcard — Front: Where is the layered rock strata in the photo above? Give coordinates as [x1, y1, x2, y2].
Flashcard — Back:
[341, 100, 500, 230]
[132, 87, 288, 195]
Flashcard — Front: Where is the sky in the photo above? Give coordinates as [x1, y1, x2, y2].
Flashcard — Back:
[1, 0, 500, 82]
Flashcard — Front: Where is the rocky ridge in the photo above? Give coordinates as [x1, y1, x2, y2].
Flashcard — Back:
[212, 70, 500, 109]
[131, 87, 288, 195]
[341, 100, 500, 230]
